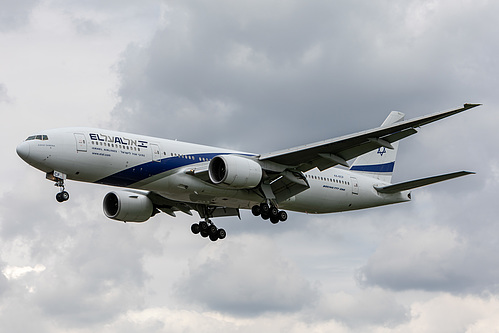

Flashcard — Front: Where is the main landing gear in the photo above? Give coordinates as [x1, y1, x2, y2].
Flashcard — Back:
[251, 202, 288, 224]
[191, 219, 227, 242]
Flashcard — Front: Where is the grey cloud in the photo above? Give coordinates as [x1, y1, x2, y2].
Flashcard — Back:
[0, 183, 163, 328]
[356, 224, 499, 293]
[174, 235, 317, 315]
[72, 17, 102, 35]
[59, 0, 163, 36]
[111, 0, 497, 154]
[0, 182, 72, 243]
[0, 0, 40, 31]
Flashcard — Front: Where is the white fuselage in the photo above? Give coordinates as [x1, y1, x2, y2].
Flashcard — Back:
[16, 127, 411, 215]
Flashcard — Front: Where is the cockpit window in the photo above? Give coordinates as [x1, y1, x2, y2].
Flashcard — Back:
[26, 135, 48, 141]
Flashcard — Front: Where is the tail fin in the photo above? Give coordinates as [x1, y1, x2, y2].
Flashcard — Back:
[349, 111, 405, 183]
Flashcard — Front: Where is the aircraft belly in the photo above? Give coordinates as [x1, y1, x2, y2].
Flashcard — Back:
[143, 173, 261, 209]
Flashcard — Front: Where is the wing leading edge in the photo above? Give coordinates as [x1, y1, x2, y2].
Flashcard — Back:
[259, 104, 481, 172]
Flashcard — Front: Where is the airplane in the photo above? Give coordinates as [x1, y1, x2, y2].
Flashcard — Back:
[16, 103, 480, 241]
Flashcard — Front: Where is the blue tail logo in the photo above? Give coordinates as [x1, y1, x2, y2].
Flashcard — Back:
[377, 147, 387, 157]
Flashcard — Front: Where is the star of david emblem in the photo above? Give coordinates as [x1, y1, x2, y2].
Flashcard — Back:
[377, 147, 387, 157]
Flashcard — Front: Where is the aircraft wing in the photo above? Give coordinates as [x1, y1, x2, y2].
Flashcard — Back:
[259, 104, 480, 172]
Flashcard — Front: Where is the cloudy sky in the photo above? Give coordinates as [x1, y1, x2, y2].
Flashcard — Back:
[2, 0, 499, 331]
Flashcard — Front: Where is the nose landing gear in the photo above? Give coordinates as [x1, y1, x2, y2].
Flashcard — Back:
[47, 171, 70, 203]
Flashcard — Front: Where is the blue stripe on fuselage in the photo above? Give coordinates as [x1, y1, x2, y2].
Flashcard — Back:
[95, 152, 253, 187]
[349, 162, 395, 173]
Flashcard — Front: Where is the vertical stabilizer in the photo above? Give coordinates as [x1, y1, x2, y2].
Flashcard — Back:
[349, 111, 405, 183]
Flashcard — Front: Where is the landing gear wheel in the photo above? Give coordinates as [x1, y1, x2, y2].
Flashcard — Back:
[260, 203, 270, 215]
[270, 216, 280, 224]
[199, 221, 208, 231]
[217, 228, 226, 240]
[191, 223, 200, 234]
[251, 205, 261, 216]
[194, 217, 226, 241]
[270, 206, 279, 218]
[56, 191, 69, 203]
[278, 210, 288, 222]
[208, 224, 218, 236]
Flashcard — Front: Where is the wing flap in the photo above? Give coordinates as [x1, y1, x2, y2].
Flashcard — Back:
[374, 171, 475, 194]
[196, 206, 240, 219]
[147, 191, 195, 216]
[146, 191, 240, 219]
[271, 171, 310, 202]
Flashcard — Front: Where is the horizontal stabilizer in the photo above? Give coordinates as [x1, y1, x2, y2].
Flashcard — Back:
[374, 171, 475, 194]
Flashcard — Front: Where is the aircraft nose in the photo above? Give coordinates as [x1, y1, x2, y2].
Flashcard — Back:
[16, 141, 30, 161]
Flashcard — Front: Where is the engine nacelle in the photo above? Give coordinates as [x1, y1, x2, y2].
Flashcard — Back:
[208, 155, 263, 189]
[103, 191, 154, 223]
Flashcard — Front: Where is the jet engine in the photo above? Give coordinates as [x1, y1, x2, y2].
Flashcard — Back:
[103, 191, 154, 222]
[208, 155, 263, 189]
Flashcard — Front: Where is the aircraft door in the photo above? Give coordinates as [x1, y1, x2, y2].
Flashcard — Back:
[351, 177, 359, 195]
[74, 133, 87, 152]
[151, 144, 161, 162]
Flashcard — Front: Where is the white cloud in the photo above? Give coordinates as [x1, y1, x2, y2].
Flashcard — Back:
[389, 293, 499, 333]
[2, 264, 46, 280]
[315, 288, 408, 328]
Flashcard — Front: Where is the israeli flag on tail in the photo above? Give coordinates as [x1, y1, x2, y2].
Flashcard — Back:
[349, 111, 405, 183]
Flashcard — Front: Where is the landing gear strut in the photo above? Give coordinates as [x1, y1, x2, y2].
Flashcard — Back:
[191, 218, 226, 242]
[252, 202, 287, 224]
[49, 171, 69, 203]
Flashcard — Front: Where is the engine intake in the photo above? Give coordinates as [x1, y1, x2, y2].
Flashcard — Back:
[103, 191, 154, 222]
[209, 155, 263, 189]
